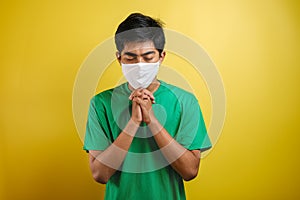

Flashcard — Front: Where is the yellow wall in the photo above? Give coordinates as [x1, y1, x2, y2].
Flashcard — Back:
[1, 0, 300, 199]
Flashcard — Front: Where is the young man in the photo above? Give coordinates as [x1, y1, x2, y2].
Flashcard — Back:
[83, 13, 212, 200]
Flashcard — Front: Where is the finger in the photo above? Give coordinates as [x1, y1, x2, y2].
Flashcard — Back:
[140, 94, 155, 104]
[141, 89, 155, 100]
[140, 94, 151, 103]
[129, 89, 143, 100]
[130, 89, 155, 103]
[141, 94, 150, 101]
[132, 96, 139, 103]
[135, 96, 151, 108]
[129, 91, 136, 100]
[133, 96, 143, 105]
[132, 97, 139, 105]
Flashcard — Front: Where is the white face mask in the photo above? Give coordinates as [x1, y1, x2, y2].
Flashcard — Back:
[121, 61, 160, 89]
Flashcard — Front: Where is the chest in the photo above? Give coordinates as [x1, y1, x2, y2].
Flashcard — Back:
[106, 95, 182, 141]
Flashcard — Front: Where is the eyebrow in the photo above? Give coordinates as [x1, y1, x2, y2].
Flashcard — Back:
[123, 51, 156, 57]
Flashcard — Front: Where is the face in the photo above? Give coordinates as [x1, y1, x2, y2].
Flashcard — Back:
[116, 41, 165, 64]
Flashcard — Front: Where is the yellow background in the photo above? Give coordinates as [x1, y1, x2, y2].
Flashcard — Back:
[1, 0, 300, 199]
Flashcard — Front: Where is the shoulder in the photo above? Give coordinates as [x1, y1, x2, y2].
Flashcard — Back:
[90, 83, 128, 105]
[160, 81, 198, 105]
[91, 88, 113, 104]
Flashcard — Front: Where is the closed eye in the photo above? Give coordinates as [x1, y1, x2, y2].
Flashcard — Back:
[125, 57, 136, 61]
[144, 57, 154, 61]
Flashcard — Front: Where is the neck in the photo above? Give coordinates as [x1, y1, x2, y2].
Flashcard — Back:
[147, 79, 160, 93]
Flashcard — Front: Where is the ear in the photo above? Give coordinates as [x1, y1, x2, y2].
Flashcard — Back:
[159, 51, 166, 63]
[116, 51, 121, 65]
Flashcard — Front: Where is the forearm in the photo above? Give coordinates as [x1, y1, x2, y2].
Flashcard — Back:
[149, 119, 201, 181]
[89, 119, 139, 183]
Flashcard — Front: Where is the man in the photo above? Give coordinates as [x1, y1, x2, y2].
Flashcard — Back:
[83, 13, 212, 200]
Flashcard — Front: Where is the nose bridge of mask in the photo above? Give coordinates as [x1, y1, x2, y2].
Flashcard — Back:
[137, 65, 152, 80]
[135, 64, 151, 83]
[122, 61, 160, 77]
[121, 61, 160, 89]
[137, 62, 153, 72]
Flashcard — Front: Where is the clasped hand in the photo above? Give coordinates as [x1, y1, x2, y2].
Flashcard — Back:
[129, 89, 155, 125]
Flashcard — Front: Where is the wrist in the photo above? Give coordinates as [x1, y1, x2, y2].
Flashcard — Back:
[144, 109, 156, 125]
[123, 119, 140, 137]
[147, 119, 163, 136]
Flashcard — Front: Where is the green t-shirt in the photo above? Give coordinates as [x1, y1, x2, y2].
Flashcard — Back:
[83, 80, 212, 200]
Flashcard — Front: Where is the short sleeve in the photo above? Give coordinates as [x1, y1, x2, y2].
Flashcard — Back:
[83, 97, 111, 152]
[174, 99, 212, 152]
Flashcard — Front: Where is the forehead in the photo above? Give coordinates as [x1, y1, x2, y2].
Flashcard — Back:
[121, 41, 157, 54]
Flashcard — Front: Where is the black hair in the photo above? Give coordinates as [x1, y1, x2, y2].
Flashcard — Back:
[115, 13, 165, 55]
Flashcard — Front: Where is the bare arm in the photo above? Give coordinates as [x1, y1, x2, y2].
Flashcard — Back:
[88, 100, 142, 184]
[149, 119, 201, 181]
[132, 89, 201, 181]
[89, 121, 136, 184]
